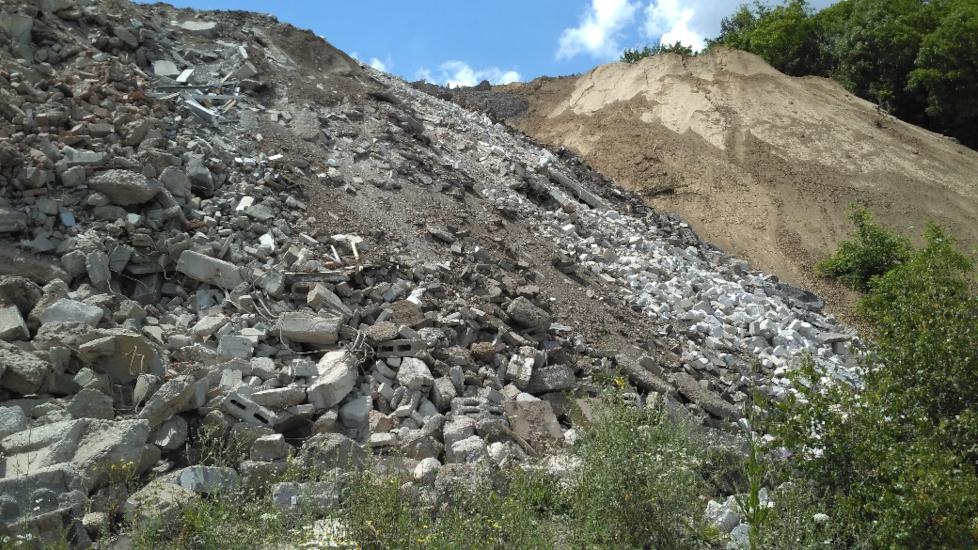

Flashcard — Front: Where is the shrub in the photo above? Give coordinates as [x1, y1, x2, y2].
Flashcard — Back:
[815, 204, 912, 289]
[620, 41, 697, 63]
[774, 216, 978, 548]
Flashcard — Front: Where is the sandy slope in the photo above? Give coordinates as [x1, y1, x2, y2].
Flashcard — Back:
[501, 47, 978, 314]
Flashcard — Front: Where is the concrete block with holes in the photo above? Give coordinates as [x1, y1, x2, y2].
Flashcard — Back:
[221, 391, 278, 430]
[374, 338, 426, 358]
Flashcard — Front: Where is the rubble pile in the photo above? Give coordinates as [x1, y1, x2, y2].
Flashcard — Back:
[0, 0, 859, 546]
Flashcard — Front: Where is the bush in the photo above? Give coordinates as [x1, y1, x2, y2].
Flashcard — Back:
[773, 215, 978, 548]
[620, 41, 696, 63]
[815, 204, 912, 289]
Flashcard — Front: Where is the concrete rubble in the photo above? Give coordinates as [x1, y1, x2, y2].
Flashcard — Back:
[0, 0, 862, 545]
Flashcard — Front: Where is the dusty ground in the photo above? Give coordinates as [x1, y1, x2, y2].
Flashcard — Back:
[478, 48, 978, 318]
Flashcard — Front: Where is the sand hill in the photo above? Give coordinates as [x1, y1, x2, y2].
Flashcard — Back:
[499, 47, 978, 313]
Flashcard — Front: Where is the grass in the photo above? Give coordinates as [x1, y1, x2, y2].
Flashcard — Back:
[4, 388, 857, 550]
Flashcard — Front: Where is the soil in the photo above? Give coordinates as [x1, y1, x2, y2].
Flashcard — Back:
[471, 48, 978, 321]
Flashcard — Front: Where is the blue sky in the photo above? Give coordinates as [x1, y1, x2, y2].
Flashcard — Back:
[140, 1, 839, 86]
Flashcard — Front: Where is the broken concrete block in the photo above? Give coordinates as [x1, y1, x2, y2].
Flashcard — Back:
[251, 433, 289, 462]
[250, 385, 305, 410]
[88, 170, 163, 206]
[276, 312, 340, 345]
[397, 357, 433, 392]
[86, 250, 111, 289]
[506, 296, 552, 331]
[76, 331, 165, 383]
[525, 365, 576, 394]
[221, 391, 278, 429]
[71, 419, 151, 491]
[306, 351, 356, 411]
[176, 250, 245, 290]
[0, 244, 71, 285]
[153, 415, 188, 451]
[0, 205, 27, 233]
[297, 432, 365, 472]
[0, 341, 52, 395]
[218, 334, 254, 359]
[138, 376, 196, 428]
[67, 388, 114, 420]
[124, 479, 199, 527]
[0, 405, 27, 439]
[171, 466, 239, 494]
[505, 400, 563, 449]
[234, 62, 258, 79]
[339, 395, 371, 430]
[0, 306, 29, 341]
[0, 465, 89, 548]
[39, 298, 102, 327]
[307, 283, 352, 318]
[505, 356, 534, 390]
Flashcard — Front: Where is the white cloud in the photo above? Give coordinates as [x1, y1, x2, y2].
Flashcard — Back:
[643, 0, 705, 50]
[415, 61, 521, 88]
[349, 51, 392, 73]
[557, 0, 641, 60]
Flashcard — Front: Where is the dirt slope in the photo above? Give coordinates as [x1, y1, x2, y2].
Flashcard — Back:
[498, 47, 978, 313]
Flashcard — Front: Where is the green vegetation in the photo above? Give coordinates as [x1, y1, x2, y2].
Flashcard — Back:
[773, 209, 978, 548]
[703, 0, 978, 148]
[814, 204, 912, 290]
[620, 41, 697, 63]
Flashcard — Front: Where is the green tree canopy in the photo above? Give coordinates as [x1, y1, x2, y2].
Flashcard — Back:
[705, 0, 978, 148]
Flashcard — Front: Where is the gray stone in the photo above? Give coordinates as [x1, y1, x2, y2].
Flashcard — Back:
[506, 296, 552, 331]
[71, 419, 151, 491]
[159, 167, 192, 197]
[307, 283, 352, 318]
[671, 372, 742, 420]
[0, 244, 71, 285]
[176, 250, 245, 290]
[448, 435, 488, 464]
[218, 334, 253, 359]
[179, 20, 219, 37]
[86, 251, 111, 289]
[431, 377, 457, 411]
[152, 415, 188, 451]
[0, 12, 32, 44]
[525, 365, 576, 394]
[88, 170, 162, 206]
[67, 388, 114, 420]
[0, 306, 29, 341]
[505, 400, 562, 449]
[0, 465, 88, 547]
[234, 62, 258, 79]
[251, 433, 289, 462]
[0, 405, 27, 439]
[250, 385, 305, 410]
[138, 376, 195, 428]
[0, 341, 52, 395]
[0, 205, 27, 233]
[276, 312, 341, 345]
[153, 60, 180, 77]
[397, 357, 433, 392]
[76, 331, 165, 382]
[171, 466, 239, 495]
[59, 165, 87, 187]
[298, 432, 365, 472]
[38, 298, 102, 327]
[124, 480, 198, 526]
[339, 395, 371, 430]
[307, 351, 356, 410]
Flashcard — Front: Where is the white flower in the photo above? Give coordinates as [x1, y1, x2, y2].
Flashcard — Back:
[813, 513, 830, 524]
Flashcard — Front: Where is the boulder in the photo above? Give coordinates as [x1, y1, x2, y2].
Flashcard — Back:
[88, 170, 163, 206]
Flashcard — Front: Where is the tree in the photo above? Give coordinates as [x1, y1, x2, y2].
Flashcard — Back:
[908, 1, 978, 146]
